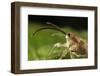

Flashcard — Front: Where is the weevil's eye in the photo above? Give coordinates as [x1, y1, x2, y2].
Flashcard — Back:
[68, 33, 71, 37]
[68, 32, 72, 37]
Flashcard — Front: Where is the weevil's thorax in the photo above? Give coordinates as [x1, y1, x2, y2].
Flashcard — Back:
[68, 32, 81, 43]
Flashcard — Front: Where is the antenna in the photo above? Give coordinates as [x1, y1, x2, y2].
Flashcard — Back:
[33, 22, 66, 36]
[46, 22, 66, 34]
[33, 27, 66, 36]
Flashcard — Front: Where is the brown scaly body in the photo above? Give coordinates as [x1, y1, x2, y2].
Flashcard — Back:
[67, 32, 88, 58]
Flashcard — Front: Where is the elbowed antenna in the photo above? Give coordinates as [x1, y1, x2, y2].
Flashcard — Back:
[46, 22, 60, 29]
[33, 22, 66, 36]
[33, 27, 66, 36]
[46, 22, 66, 34]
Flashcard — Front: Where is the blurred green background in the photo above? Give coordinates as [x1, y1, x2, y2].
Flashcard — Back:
[28, 15, 88, 61]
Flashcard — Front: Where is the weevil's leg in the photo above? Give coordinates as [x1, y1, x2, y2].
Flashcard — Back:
[59, 49, 68, 59]
[71, 52, 80, 58]
[70, 52, 76, 59]
[48, 46, 56, 58]
[76, 54, 87, 58]
[54, 43, 61, 47]
[70, 51, 73, 59]
[48, 43, 63, 59]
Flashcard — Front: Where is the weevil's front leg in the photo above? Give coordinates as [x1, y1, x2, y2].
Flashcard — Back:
[54, 43, 62, 47]
[59, 50, 66, 59]
[59, 48, 68, 59]
[54, 42, 67, 48]
[48, 43, 64, 58]
[48, 46, 56, 58]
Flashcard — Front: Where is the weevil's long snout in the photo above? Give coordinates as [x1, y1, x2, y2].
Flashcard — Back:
[65, 34, 69, 39]
[65, 32, 73, 39]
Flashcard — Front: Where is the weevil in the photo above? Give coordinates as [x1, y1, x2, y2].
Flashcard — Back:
[33, 22, 88, 59]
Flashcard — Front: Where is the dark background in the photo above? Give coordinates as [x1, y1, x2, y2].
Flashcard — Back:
[28, 15, 88, 30]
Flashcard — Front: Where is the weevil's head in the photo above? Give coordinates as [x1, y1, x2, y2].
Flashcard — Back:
[67, 32, 81, 44]
[67, 32, 78, 39]
[67, 32, 73, 38]
[65, 32, 73, 39]
[65, 34, 69, 39]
